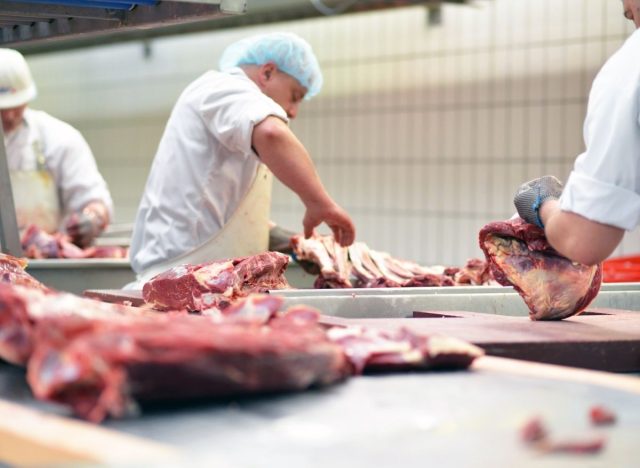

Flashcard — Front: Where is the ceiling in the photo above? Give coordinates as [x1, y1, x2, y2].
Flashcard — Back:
[1, 0, 470, 54]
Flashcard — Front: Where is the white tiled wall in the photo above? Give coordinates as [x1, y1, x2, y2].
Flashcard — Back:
[25, 0, 637, 266]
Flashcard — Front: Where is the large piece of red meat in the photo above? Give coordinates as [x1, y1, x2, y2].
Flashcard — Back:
[27, 296, 350, 423]
[479, 218, 602, 320]
[0, 252, 49, 291]
[142, 251, 291, 312]
[26, 293, 482, 423]
[0, 283, 153, 365]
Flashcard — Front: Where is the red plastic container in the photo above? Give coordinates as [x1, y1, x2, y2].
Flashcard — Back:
[602, 254, 640, 283]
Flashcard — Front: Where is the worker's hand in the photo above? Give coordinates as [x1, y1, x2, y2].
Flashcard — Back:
[303, 201, 355, 247]
[65, 203, 109, 248]
[513, 175, 563, 228]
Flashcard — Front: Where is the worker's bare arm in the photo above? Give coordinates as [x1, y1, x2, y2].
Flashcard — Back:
[252, 116, 355, 246]
[540, 200, 625, 266]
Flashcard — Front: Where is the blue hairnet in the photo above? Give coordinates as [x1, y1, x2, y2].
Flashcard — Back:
[219, 32, 323, 100]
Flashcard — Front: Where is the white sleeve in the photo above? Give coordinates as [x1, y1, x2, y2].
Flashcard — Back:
[45, 122, 114, 219]
[199, 83, 288, 156]
[560, 51, 640, 231]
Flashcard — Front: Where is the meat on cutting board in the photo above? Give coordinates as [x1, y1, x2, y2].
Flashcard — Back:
[327, 325, 484, 374]
[142, 251, 291, 312]
[479, 218, 602, 320]
[291, 234, 493, 289]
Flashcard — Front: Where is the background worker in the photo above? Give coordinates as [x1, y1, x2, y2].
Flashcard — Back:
[0, 48, 113, 248]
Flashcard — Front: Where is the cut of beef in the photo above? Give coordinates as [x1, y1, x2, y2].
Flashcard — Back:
[520, 415, 606, 455]
[453, 258, 495, 286]
[20, 224, 128, 259]
[21, 224, 88, 259]
[0, 283, 153, 365]
[326, 325, 483, 374]
[0, 253, 49, 291]
[22, 291, 482, 423]
[291, 234, 490, 289]
[589, 405, 616, 426]
[85, 245, 129, 259]
[27, 297, 350, 423]
[479, 218, 602, 320]
[142, 251, 291, 312]
[291, 235, 352, 288]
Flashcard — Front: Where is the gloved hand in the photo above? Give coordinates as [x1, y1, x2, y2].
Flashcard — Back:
[65, 204, 109, 248]
[513, 175, 563, 228]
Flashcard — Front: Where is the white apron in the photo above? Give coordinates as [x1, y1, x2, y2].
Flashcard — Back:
[130, 164, 273, 288]
[10, 140, 61, 233]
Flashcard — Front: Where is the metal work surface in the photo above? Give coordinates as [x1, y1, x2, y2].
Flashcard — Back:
[1, 360, 639, 467]
[274, 282, 640, 297]
[275, 283, 640, 318]
[27, 259, 136, 293]
[82, 282, 640, 316]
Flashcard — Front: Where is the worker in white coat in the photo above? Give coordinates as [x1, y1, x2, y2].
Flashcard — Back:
[0, 48, 113, 247]
[129, 32, 356, 282]
[513, 0, 640, 266]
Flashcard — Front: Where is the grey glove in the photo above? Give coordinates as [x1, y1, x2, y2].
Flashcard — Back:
[513, 175, 563, 228]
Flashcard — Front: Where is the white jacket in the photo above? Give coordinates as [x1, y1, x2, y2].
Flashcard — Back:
[561, 28, 640, 231]
[5, 108, 113, 226]
[130, 68, 288, 274]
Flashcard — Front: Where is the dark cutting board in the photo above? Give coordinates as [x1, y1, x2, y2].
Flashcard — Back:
[320, 309, 640, 372]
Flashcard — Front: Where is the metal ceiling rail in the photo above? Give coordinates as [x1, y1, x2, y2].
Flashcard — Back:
[1, 0, 478, 54]
[0, 0, 246, 47]
[11, 0, 159, 10]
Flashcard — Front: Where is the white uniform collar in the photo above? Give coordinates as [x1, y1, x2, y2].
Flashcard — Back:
[225, 67, 264, 93]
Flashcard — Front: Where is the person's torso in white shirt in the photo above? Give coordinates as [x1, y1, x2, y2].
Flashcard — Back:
[129, 68, 288, 273]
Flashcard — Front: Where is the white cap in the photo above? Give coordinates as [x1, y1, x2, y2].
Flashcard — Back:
[0, 49, 37, 109]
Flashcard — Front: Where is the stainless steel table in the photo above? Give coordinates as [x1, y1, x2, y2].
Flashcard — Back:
[1, 360, 639, 467]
